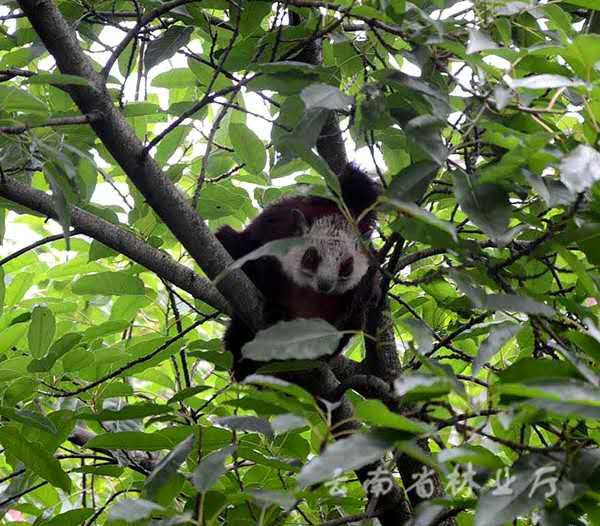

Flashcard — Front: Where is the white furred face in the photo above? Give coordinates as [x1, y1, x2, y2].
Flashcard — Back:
[280, 215, 369, 294]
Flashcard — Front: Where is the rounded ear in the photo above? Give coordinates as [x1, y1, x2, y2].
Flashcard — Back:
[291, 209, 309, 236]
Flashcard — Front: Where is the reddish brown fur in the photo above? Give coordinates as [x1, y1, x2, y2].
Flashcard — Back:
[216, 163, 381, 379]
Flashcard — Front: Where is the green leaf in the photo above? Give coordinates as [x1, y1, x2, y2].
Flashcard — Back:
[229, 123, 266, 174]
[387, 199, 457, 248]
[151, 68, 197, 88]
[213, 416, 273, 437]
[386, 161, 439, 203]
[0, 323, 27, 355]
[28, 305, 55, 359]
[39, 508, 94, 526]
[192, 445, 236, 493]
[25, 73, 91, 86]
[0, 85, 47, 114]
[0, 427, 71, 492]
[77, 403, 171, 421]
[108, 499, 164, 523]
[28, 333, 82, 373]
[242, 319, 342, 361]
[453, 171, 511, 243]
[72, 272, 145, 296]
[473, 322, 520, 374]
[0, 407, 57, 434]
[438, 445, 504, 470]
[167, 385, 211, 404]
[297, 433, 393, 487]
[86, 431, 174, 451]
[144, 26, 193, 71]
[356, 400, 430, 434]
[144, 434, 195, 499]
[300, 83, 353, 111]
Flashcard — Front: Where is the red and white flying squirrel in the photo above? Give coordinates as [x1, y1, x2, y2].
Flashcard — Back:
[216, 163, 381, 379]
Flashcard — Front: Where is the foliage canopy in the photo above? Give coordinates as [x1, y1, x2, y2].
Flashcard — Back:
[1, 0, 600, 525]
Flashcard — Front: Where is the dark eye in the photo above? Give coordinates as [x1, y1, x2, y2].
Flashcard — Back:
[339, 257, 354, 278]
[301, 247, 320, 272]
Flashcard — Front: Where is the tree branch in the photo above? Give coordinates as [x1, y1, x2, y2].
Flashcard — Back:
[0, 114, 98, 134]
[0, 176, 230, 313]
[18, 0, 262, 329]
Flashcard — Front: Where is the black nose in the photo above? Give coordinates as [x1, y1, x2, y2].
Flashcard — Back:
[317, 280, 334, 293]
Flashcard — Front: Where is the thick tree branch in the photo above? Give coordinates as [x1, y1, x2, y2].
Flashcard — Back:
[0, 176, 230, 313]
[18, 0, 262, 329]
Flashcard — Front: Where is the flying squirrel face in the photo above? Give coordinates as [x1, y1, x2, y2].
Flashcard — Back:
[280, 212, 370, 295]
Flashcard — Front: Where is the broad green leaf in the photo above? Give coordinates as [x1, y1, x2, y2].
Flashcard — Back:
[0, 407, 57, 434]
[453, 171, 511, 243]
[86, 431, 174, 451]
[25, 73, 91, 86]
[151, 68, 197, 88]
[229, 123, 266, 174]
[438, 445, 504, 470]
[0, 323, 27, 355]
[355, 400, 430, 434]
[144, 26, 193, 71]
[144, 434, 195, 499]
[473, 322, 520, 374]
[0, 427, 71, 492]
[192, 445, 236, 493]
[39, 508, 94, 526]
[300, 83, 353, 111]
[242, 319, 342, 361]
[28, 305, 55, 359]
[297, 433, 393, 487]
[0, 85, 47, 114]
[213, 416, 273, 437]
[72, 272, 145, 296]
[167, 385, 211, 404]
[77, 403, 171, 421]
[387, 199, 457, 247]
[386, 161, 439, 203]
[28, 333, 82, 372]
[108, 499, 164, 523]
[5, 272, 34, 307]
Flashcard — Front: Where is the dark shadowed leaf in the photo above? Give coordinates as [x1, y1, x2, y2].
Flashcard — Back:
[213, 416, 273, 437]
[386, 161, 439, 203]
[144, 26, 193, 71]
[145, 434, 195, 499]
[453, 171, 511, 242]
[192, 445, 236, 493]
